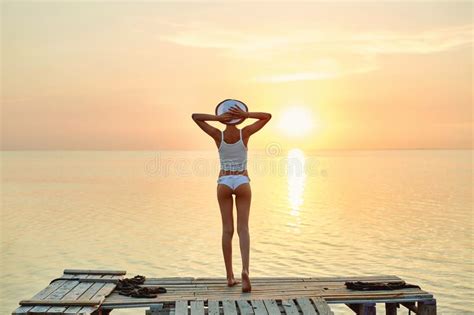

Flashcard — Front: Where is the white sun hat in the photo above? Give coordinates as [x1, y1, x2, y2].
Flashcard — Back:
[215, 99, 248, 125]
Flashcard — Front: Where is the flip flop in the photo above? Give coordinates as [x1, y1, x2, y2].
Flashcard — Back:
[116, 275, 167, 298]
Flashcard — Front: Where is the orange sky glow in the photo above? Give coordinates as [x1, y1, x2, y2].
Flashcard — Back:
[1, 2, 472, 150]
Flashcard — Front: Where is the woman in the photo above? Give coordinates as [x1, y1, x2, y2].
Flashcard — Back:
[192, 105, 272, 292]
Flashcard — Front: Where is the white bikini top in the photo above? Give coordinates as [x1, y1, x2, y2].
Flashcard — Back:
[218, 129, 248, 171]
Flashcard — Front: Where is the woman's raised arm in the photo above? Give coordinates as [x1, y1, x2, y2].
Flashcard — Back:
[243, 112, 272, 136]
[191, 113, 233, 138]
[227, 106, 272, 137]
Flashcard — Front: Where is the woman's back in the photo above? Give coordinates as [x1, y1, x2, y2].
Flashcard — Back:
[218, 129, 248, 171]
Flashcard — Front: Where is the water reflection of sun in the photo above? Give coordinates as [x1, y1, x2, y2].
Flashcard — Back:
[288, 148, 306, 216]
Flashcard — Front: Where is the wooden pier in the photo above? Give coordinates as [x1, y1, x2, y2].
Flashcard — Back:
[12, 269, 437, 315]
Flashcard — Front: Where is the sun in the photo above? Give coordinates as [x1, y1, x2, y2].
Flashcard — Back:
[278, 106, 314, 137]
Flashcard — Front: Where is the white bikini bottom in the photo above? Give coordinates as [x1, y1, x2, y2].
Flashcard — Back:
[217, 175, 250, 191]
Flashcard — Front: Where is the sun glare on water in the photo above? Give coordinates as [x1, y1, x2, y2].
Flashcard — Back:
[287, 148, 306, 216]
[278, 106, 314, 137]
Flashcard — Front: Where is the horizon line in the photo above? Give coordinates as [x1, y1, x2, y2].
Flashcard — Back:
[1, 148, 473, 152]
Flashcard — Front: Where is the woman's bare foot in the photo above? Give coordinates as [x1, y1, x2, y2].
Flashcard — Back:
[241, 270, 251, 292]
[227, 275, 239, 287]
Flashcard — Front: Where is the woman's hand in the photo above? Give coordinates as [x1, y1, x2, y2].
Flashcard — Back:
[228, 106, 249, 119]
[217, 112, 234, 123]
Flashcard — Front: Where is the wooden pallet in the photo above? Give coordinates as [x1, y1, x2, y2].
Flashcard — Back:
[12, 272, 437, 314]
[12, 269, 126, 315]
[103, 275, 436, 314]
[103, 275, 435, 305]
[145, 297, 334, 315]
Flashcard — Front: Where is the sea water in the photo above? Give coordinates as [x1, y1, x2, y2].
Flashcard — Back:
[1, 150, 472, 314]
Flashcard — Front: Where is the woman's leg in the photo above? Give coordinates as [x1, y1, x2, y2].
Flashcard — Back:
[217, 184, 238, 287]
[234, 183, 252, 292]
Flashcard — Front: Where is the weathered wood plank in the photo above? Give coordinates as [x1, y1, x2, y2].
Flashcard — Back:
[281, 299, 299, 315]
[323, 292, 432, 300]
[194, 277, 303, 282]
[250, 300, 268, 315]
[195, 291, 428, 301]
[43, 273, 92, 314]
[385, 302, 398, 315]
[46, 281, 94, 313]
[296, 298, 317, 315]
[305, 275, 401, 282]
[28, 280, 80, 313]
[64, 269, 126, 275]
[237, 300, 254, 315]
[193, 289, 324, 297]
[162, 284, 418, 293]
[194, 285, 321, 292]
[191, 275, 401, 283]
[263, 300, 280, 315]
[63, 282, 105, 313]
[71, 277, 120, 283]
[207, 300, 220, 315]
[77, 282, 116, 314]
[171, 283, 427, 294]
[42, 275, 121, 284]
[401, 302, 417, 312]
[175, 300, 188, 315]
[145, 278, 404, 288]
[222, 300, 238, 315]
[147, 304, 164, 315]
[12, 274, 76, 315]
[320, 286, 427, 294]
[153, 277, 195, 281]
[348, 302, 376, 315]
[327, 296, 432, 304]
[193, 286, 322, 296]
[188, 276, 401, 284]
[190, 300, 204, 315]
[417, 299, 437, 315]
[311, 297, 333, 315]
[19, 299, 102, 306]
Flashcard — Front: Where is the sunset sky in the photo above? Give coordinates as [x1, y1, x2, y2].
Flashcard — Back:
[2, 1, 472, 150]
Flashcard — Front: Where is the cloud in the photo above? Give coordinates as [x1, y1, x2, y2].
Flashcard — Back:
[154, 22, 473, 82]
[347, 24, 473, 54]
[158, 23, 472, 54]
[252, 57, 378, 83]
